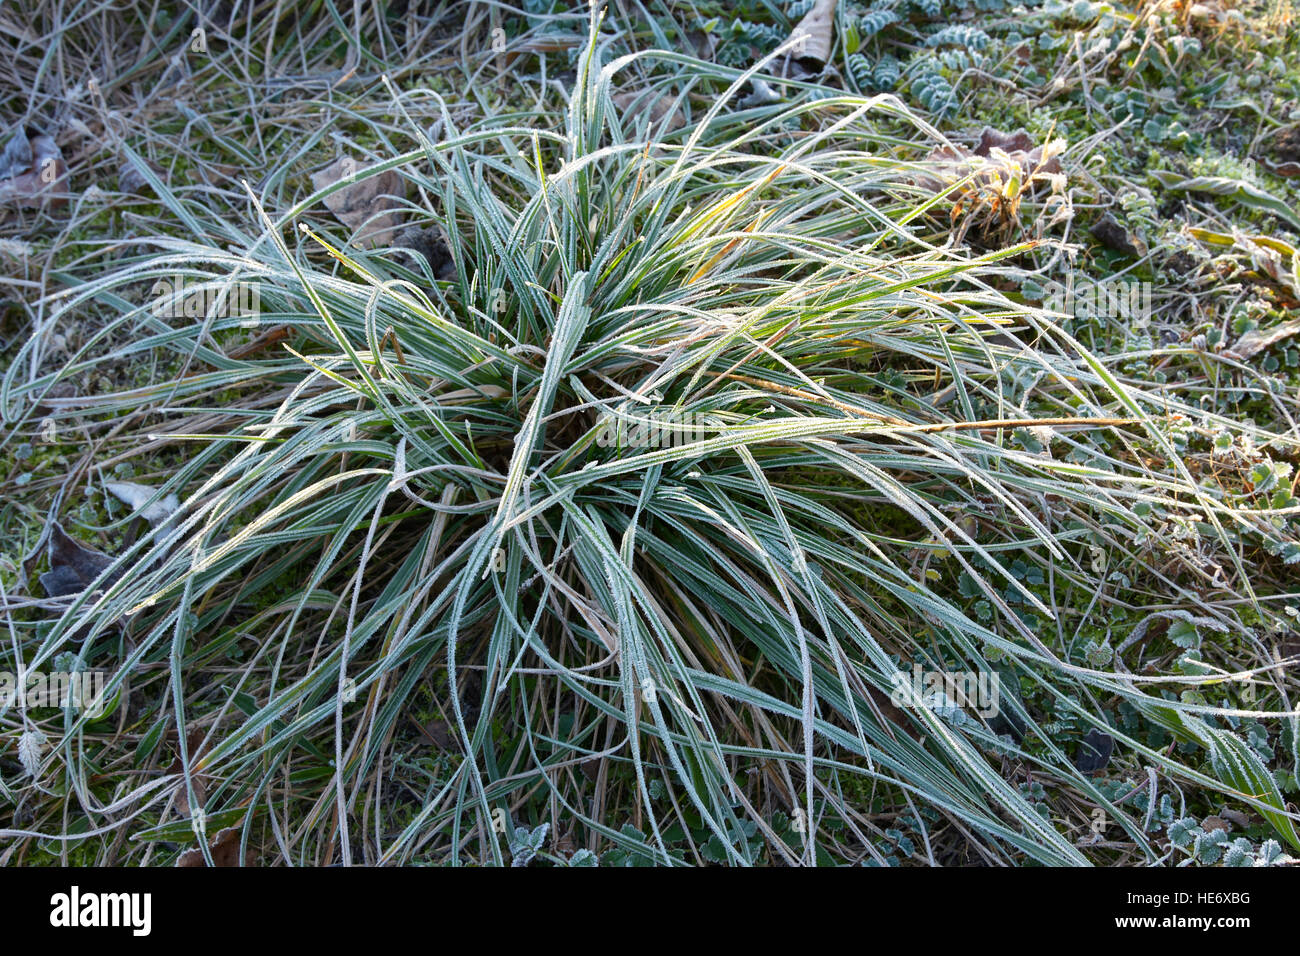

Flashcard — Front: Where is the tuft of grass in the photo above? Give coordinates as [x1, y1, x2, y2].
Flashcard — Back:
[3, 9, 1299, 866]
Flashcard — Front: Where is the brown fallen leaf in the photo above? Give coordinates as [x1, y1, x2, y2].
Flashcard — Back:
[166, 727, 209, 817]
[309, 155, 406, 247]
[1268, 125, 1300, 166]
[29, 521, 123, 644]
[1164, 248, 1205, 277]
[1254, 156, 1300, 178]
[31, 381, 75, 418]
[685, 28, 718, 61]
[39, 523, 116, 598]
[1219, 807, 1255, 830]
[1253, 125, 1300, 178]
[1224, 318, 1300, 361]
[118, 156, 166, 195]
[393, 224, 458, 280]
[414, 714, 457, 749]
[611, 90, 686, 134]
[0, 128, 70, 207]
[1073, 728, 1114, 773]
[176, 825, 256, 867]
[788, 0, 838, 65]
[37, 478, 187, 605]
[502, 34, 583, 68]
[1091, 212, 1146, 258]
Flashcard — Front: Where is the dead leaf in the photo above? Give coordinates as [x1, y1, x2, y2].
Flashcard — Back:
[309, 156, 406, 247]
[176, 825, 256, 867]
[0, 128, 69, 207]
[39, 523, 116, 598]
[1187, 227, 1300, 301]
[685, 28, 718, 61]
[1091, 212, 1146, 258]
[31, 381, 76, 418]
[976, 128, 1033, 158]
[1268, 124, 1300, 166]
[414, 715, 457, 749]
[392, 225, 457, 280]
[35, 496, 184, 637]
[118, 156, 165, 194]
[611, 91, 686, 134]
[166, 727, 209, 817]
[1164, 248, 1204, 277]
[738, 78, 783, 109]
[788, 0, 838, 65]
[0, 129, 34, 179]
[1224, 318, 1300, 361]
[1072, 728, 1114, 773]
[502, 34, 582, 67]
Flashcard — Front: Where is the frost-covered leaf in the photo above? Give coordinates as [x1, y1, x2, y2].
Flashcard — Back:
[787, 0, 837, 64]
[1223, 837, 1254, 866]
[176, 824, 256, 867]
[18, 729, 46, 778]
[105, 481, 181, 526]
[1194, 827, 1228, 863]
[509, 822, 550, 867]
[1168, 817, 1199, 848]
[1167, 619, 1199, 649]
[1225, 318, 1300, 362]
[0, 128, 69, 207]
[1256, 839, 1288, 865]
[0, 127, 33, 179]
[309, 156, 406, 247]
[1150, 172, 1300, 232]
[1142, 704, 1300, 852]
